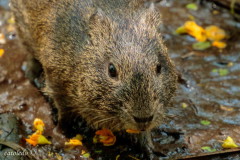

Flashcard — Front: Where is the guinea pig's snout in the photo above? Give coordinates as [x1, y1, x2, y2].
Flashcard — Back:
[133, 115, 153, 123]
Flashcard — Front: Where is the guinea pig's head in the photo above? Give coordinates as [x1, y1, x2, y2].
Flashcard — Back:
[76, 5, 177, 132]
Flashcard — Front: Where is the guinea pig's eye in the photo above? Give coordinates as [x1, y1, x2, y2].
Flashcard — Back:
[156, 64, 162, 75]
[108, 63, 118, 78]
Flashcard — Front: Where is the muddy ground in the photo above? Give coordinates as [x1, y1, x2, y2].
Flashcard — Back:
[0, 0, 240, 160]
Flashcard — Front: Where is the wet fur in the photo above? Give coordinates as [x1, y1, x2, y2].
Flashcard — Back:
[11, 0, 177, 149]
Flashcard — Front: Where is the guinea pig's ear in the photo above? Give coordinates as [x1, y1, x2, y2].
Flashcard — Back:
[88, 8, 113, 43]
[140, 3, 161, 29]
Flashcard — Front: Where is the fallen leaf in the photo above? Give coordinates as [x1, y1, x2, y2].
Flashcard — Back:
[192, 41, 211, 50]
[94, 150, 102, 154]
[211, 68, 229, 76]
[212, 69, 218, 73]
[220, 105, 234, 112]
[186, 3, 198, 11]
[116, 155, 120, 160]
[218, 69, 229, 76]
[175, 26, 187, 34]
[38, 134, 52, 145]
[222, 136, 238, 149]
[128, 155, 140, 160]
[201, 146, 217, 152]
[82, 153, 90, 158]
[200, 120, 211, 125]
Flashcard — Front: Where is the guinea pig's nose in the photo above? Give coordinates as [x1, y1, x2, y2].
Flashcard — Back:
[133, 115, 153, 123]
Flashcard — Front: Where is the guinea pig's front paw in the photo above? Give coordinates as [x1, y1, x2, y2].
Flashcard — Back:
[150, 128, 188, 159]
[144, 143, 167, 160]
[134, 131, 167, 159]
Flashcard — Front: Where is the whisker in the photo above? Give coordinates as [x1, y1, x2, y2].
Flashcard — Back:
[92, 116, 116, 127]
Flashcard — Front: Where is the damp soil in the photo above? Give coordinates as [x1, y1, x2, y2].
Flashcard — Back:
[0, 0, 240, 160]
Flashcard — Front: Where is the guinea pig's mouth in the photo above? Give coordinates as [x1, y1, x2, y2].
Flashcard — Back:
[133, 115, 154, 123]
[132, 115, 154, 131]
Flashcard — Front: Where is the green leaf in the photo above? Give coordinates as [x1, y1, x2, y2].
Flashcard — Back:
[201, 146, 216, 152]
[175, 26, 187, 34]
[200, 120, 211, 125]
[83, 153, 90, 158]
[94, 150, 103, 154]
[192, 41, 211, 50]
[219, 69, 229, 76]
[186, 3, 198, 11]
[211, 69, 218, 73]
[211, 68, 229, 76]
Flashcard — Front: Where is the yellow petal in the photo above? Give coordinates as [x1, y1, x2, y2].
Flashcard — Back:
[0, 49, 4, 57]
[73, 134, 83, 141]
[65, 139, 82, 146]
[33, 118, 45, 132]
[184, 21, 207, 42]
[222, 136, 238, 149]
[205, 25, 226, 41]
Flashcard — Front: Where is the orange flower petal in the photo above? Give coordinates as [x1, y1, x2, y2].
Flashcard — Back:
[212, 41, 227, 49]
[25, 133, 40, 146]
[26, 132, 51, 146]
[94, 129, 116, 146]
[100, 136, 114, 144]
[126, 129, 140, 134]
[25, 138, 38, 146]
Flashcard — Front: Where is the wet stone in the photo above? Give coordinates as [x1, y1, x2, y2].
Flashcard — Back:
[0, 113, 19, 144]
[0, 113, 22, 160]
